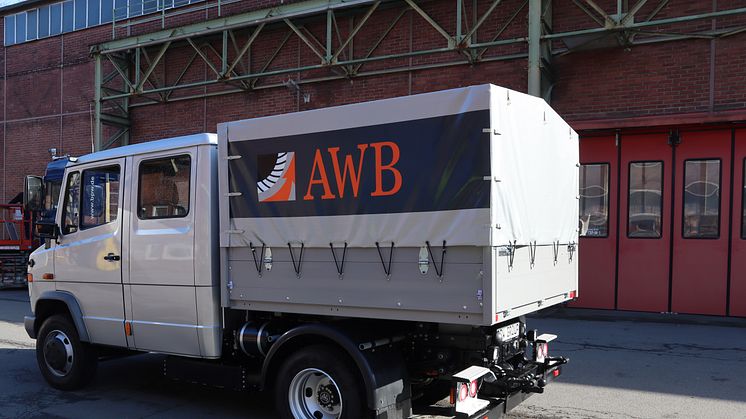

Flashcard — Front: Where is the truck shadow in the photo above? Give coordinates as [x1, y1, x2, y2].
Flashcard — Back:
[0, 349, 275, 419]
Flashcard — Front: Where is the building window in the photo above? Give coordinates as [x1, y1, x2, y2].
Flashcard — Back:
[26, 9, 37, 40]
[51, 3, 63, 35]
[4, 0, 206, 46]
[4, 14, 14, 45]
[579, 163, 610, 237]
[683, 159, 720, 239]
[138, 155, 191, 219]
[628, 161, 663, 238]
[81, 166, 120, 229]
[15, 12, 26, 44]
[39, 6, 50, 38]
[63, 1, 74, 33]
[61, 172, 81, 235]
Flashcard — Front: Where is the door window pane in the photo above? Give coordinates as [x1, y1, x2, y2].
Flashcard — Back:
[579, 163, 609, 237]
[62, 172, 81, 235]
[4, 15, 14, 46]
[81, 166, 120, 229]
[628, 161, 663, 238]
[683, 159, 720, 239]
[26, 9, 37, 40]
[63, 1, 74, 32]
[138, 155, 191, 219]
[51, 3, 63, 35]
[39, 6, 50, 38]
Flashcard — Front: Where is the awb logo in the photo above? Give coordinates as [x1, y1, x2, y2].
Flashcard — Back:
[257, 141, 402, 203]
[257, 152, 296, 202]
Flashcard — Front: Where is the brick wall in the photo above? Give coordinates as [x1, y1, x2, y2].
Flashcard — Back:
[1, 0, 746, 201]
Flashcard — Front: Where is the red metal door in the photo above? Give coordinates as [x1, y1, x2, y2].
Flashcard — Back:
[731, 129, 746, 317]
[617, 134, 672, 312]
[671, 130, 731, 316]
[575, 135, 617, 309]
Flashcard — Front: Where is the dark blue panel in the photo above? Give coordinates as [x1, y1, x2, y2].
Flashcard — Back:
[15, 13, 26, 43]
[114, 0, 126, 20]
[101, 0, 113, 23]
[62, 1, 74, 32]
[27, 9, 38, 40]
[51, 3, 63, 35]
[38, 6, 50, 38]
[4, 15, 15, 45]
[143, 0, 158, 14]
[228, 110, 491, 218]
[74, 0, 86, 30]
[88, 0, 100, 26]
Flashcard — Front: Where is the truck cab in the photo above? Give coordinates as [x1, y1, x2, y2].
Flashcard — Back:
[25, 134, 222, 389]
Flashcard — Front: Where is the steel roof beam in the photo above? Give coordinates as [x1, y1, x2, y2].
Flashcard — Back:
[91, 0, 380, 55]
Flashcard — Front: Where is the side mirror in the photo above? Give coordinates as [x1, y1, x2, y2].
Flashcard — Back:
[36, 221, 59, 240]
[24, 175, 43, 212]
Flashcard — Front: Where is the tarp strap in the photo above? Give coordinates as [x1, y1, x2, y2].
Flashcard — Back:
[249, 242, 266, 276]
[375, 242, 395, 280]
[288, 242, 305, 277]
[425, 240, 447, 278]
[528, 241, 537, 269]
[330, 242, 348, 279]
[552, 241, 560, 265]
[507, 240, 517, 271]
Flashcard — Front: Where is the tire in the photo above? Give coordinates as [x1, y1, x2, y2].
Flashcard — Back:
[274, 344, 370, 419]
[35, 314, 98, 390]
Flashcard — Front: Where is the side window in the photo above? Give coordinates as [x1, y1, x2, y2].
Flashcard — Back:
[81, 166, 121, 229]
[628, 161, 663, 238]
[138, 155, 191, 219]
[579, 163, 609, 237]
[61, 172, 81, 235]
[683, 159, 720, 239]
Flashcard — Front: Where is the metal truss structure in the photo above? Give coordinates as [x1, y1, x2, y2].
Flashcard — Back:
[91, 0, 746, 150]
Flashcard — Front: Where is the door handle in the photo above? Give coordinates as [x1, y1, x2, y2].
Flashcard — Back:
[104, 253, 121, 262]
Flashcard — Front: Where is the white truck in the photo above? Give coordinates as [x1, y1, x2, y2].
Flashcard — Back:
[23, 84, 578, 419]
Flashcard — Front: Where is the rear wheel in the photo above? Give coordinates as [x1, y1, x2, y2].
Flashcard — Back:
[274, 344, 369, 419]
[36, 315, 97, 390]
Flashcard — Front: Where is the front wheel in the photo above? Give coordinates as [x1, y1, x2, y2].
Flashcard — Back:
[274, 344, 370, 419]
[35, 315, 97, 390]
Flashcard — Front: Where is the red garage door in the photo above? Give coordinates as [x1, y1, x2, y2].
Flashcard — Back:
[729, 129, 746, 317]
[671, 130, 731, 316]
[576, 135, 617, 309]
[617, 133, 672, 313]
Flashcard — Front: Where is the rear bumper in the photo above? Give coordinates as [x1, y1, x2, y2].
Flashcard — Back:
[459, 360, 565, 418]
[24, 315, 36, 339]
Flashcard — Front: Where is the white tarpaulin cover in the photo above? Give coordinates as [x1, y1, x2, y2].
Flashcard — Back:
[219, 84, 578, 249]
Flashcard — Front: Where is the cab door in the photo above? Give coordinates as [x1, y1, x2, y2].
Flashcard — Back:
[125, 150, 200, 356]
[54, 159, 127, 347]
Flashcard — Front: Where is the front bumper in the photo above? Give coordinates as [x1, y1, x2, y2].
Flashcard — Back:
[24, 315, 36, 339]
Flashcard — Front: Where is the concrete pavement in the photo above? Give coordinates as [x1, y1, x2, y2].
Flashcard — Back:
[1, 289, 745, 418]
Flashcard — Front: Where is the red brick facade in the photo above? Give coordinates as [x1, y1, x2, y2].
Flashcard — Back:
[2, 0, 746, 201]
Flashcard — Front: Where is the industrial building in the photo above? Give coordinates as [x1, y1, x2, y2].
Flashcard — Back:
[1, 0, 745, 317]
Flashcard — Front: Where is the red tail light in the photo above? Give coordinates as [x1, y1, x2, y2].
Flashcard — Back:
[458, 383, 469, 402]
[469, 380, 478, 398]
[569, 290, 577, 299]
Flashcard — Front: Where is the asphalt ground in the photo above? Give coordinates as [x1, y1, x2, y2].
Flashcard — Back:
[1, 289, 745, 419]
